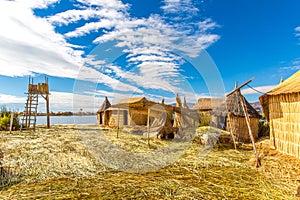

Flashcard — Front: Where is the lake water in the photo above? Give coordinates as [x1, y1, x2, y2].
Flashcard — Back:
[36, 115, 97, 125]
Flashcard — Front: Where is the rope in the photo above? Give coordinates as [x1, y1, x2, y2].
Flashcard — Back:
[246, 84, 266, 95]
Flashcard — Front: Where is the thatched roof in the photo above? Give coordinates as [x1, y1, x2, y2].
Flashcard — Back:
[226, 91, 261, 118]
[97, 97, 111, 113]
[192, 98, 225, 111]
[117, 97, 147, 104]
[261, 70, 300, 96]
[259, 70, 300, 120]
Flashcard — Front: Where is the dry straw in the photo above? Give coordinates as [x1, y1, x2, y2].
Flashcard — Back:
[0, 125, 299, 199]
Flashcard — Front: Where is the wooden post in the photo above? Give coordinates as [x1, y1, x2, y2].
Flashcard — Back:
[28, 94, 32, 128]
[117, 108, 120, 138]
[9, 112, 14, 133]
[147, 108, 151, 147]
[226, 113, 237, 150]
[238, 90, 261, 167]
[46, 94, 50, 129]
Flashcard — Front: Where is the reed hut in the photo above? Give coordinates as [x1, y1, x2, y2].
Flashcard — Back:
[103, 97, 178, 138]
[97, 97, 111, 125]
[192, 98, 226, 129]
[260, 70, 300, 158]
[226, 91, 261, 142]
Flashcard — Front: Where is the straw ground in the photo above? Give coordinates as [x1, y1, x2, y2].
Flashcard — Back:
[0, 125, 299, 199]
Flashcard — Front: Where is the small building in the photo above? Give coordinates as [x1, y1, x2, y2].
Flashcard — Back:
[192, 97, 226, 129]
[226, 91, 261, 142]
[260, 70, 300, 158]
[106, 97, 149, 127]
[97, 97, 111, 125]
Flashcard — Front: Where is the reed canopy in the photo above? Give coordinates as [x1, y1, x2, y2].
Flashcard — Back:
[260, 70, 300, 159]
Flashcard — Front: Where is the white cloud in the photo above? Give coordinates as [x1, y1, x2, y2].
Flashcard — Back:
[0, 0, 140, 93]
[295, 26, 300, 37]
[241, 85, 276, 95]
[36, 91, 102, 112]
[0, 0, 219, 102]
[279, 58, 300, 71]
[161, 0, 199, 17]
[0, 94, 25, 104]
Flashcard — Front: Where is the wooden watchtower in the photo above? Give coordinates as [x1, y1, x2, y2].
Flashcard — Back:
[20, 76, 50, 130]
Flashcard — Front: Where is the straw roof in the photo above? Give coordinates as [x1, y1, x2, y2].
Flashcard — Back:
[259, 70, 300, 120]
[117, 97, 147, 104]
[97, 97, 111, 113]
[226, 91, 261, 118]
[192, 98, 225, 111]
[261, 70, 300, 96]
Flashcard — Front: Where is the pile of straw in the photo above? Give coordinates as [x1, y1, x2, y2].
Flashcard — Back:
[0, 125, 299, 199]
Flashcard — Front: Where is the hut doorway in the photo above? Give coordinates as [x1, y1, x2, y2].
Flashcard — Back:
[99, 113, 103, 124]
[123, 110, 128, 125]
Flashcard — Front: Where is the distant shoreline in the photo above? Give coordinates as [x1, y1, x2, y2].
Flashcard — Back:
[17, 112, 96, 116]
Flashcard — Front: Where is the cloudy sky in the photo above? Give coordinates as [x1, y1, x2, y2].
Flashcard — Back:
[0, 0, 300, 112]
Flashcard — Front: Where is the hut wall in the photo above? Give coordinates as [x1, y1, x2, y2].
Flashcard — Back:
[268, 93, 300, 159]
[108, 110, 131, 127]
[129, 110, 147, 126]
[227, 114, 259, 143]
[97, 113, 101, 124]
[103, 111, 111, 125]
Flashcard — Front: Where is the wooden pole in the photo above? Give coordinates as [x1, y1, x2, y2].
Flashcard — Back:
[46, 94, 50, 129]
[117, 108, 120, 138]
[226, 113, 237, 150]
[226, 78, 254, 97]
[147, 108, 151, 147]
[28, 94, 32, 128]
[238, 90, 261, 167]
[9, 112, 14, 133]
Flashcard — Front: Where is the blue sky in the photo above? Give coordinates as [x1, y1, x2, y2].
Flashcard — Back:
[0, 0, 300, 112]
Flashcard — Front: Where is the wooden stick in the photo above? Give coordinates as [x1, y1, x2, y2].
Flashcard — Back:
[117, 108, 120, 138]
[46, 94, 50, 129]
[147, 108, 151, 147]
[226, 113, 237, 150]
[9, 112, 14, 133]
[238, 90, 261, 167]
[226, 78, 254, 97]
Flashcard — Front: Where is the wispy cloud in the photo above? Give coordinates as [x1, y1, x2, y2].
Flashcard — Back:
[0, 0, 220, 105]
[0, 0, 140, 93]
[295, 26, 300, 37]
[0, 94, 25, 104]
[241, 85, 276, 95]
[279, 58, 300, 71]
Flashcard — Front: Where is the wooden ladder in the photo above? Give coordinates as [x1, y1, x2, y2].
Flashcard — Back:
[20, 93, 39, 131]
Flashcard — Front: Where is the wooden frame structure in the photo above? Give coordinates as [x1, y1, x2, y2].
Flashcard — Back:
[20, 76, 50, 130]
[227, 78, 261, 167]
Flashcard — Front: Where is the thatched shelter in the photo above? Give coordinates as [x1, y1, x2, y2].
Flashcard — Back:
[104, 97, 177, 138]
[260, 70, 300, 158]
[226, 91, 261, 143]
[192, 98, 226, 129]
[97, 97, 111, 125]
[106, 97, 149, 127]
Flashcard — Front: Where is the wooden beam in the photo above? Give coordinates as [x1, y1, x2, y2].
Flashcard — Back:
[9, 112, 14, 133]
[46, 94, 50, 129]
[238, 90, 261, 167]
[226, 113, 237, 150]
[147, 108, 150, 147]
[226, 77, 254, 97]
[117, 108, 120, 138]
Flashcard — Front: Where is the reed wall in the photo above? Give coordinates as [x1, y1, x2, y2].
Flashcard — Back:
[227, 114, 259, 143]
[268, 93, 300, 159]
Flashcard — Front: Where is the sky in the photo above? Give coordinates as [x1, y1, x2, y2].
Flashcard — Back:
[0, 0, 300, 112]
